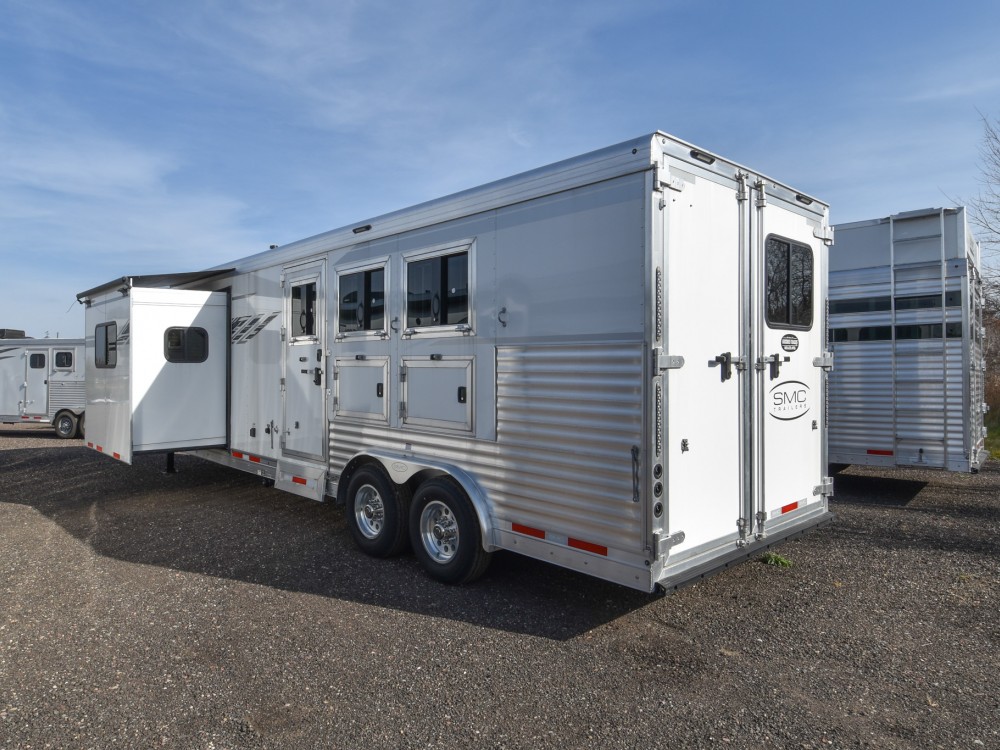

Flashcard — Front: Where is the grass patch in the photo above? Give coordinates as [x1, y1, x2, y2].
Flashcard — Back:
[760, 551, 793, 568]
[986, 411, 1000, 461]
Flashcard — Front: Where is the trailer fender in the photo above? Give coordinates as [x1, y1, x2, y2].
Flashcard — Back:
[346, 450, 497, 552]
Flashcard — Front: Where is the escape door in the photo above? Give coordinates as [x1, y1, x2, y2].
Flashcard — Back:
[752, 185, 827, 531]
[23, 349, 48, 416]
[282, 260, 327, 460]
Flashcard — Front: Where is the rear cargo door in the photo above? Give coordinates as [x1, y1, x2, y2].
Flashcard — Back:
[662, 164, 745, 556]
[23, 348, 48, 416]
[281, 259, 327, 461]
[752, 184, 827, 531]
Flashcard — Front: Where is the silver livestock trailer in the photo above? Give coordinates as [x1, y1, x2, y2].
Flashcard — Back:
[0, 337, 86, 438]
[77, 131, 834, 592]
[828, 207, 988, 471]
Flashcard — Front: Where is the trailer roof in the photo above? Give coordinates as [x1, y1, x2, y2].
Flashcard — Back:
[77, 269, 236, 303]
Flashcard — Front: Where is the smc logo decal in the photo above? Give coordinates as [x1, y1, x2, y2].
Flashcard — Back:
[768, 380, 810, 420]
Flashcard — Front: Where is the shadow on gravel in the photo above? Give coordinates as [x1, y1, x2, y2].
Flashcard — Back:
[830, 474, 926, 507]
[0, 445, 655, 641]
[0, 427, 66, 441]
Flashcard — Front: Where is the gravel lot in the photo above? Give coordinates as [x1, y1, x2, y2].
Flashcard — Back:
[1, 423, 998, 749]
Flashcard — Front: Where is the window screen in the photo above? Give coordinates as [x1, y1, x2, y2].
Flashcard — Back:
[55, 351, 73, 369]
[29, 353, 45, 369]
[406, 251, 469, 328]
[339, 268, 385, 333]
[164, 327, 209, 363]
[765, 237, 813, 329]
[291, 282, 318, 338]
[95, 322, 117, 368]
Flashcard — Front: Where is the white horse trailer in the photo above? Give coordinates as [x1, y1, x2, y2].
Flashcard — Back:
[0, 338, 86, 438]
[828, 207, 988, 471]
[78, 132, 834, 592]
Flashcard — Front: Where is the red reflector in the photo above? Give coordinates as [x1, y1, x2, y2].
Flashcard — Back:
[867, 449, 893, 456]
[568, 537, 608, 556]
[87, 442, 94, 448]
[232, 451, 244, 459]
[292, 476, 307, 485]
[113, 453, 121, 460]
[512, 522, 545, 539]
[249, 456, 261, 463]
[781, 501, 799, 514]
[96, 446, 104, 453]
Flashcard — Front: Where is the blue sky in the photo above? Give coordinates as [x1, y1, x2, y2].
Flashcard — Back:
[2, 0, 999, 338]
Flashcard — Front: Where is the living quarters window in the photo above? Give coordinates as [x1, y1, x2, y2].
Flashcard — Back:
[55, 351, 73, 369]
[29, 353, 45, 369]
[406, 250, 469, 329]
[291, 282, 318, 338]
[765, 236, 813, 329]
[339, 267, 385, 333]
[164, 327, 209, 363]
[95, 322, 117, 368]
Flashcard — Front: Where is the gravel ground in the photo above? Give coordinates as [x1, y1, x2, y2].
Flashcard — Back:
[1, 423, 998, 750]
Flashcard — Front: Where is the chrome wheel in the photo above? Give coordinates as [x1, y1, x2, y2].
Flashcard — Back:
[353, 483, 385, 540]
[418, 499, 459, 563]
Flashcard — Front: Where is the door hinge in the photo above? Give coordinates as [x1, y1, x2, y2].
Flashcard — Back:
[813, 477, 834, 497]
[812, 352, 834, 371]
[754, 178, 767, 208]
[813, 225, 835, 246]
[655, 349, 685, 372]
[653, 530, 685, 556]
[399, 364, 407, 382]
[280, 326, 286, 342]
[736, 172, 749, 203]
[399, 401, 407, 420]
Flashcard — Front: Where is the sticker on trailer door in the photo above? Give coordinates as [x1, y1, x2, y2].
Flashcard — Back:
[781, 334, 799, 352]
[768, 380, 810, 420]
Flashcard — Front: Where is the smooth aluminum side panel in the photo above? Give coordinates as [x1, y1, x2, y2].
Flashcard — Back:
[131, 288, 228, 452]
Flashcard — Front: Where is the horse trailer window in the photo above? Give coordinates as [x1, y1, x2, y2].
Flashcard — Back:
[29, 353, 45, 369]
[829, 326, 892, 342]
[291, 282, 318, 338]
[339, 268, 385, 333]
[95, 322, 117, 368]
[829, 296, 891, 315]
[895, 324, 942, 340]
[895, 294, 941, 310]
[55, 351, 73, 369]
[164, 327, 209, 363]
[765, 236, 813, 329]
[406, 250, 469, 329]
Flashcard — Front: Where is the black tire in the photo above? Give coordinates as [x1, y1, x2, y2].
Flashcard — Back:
[344, 465, 411, 557]
[409, 477, 492, 585]
[53, 411, 78, 440]
[76, 412, 85, 439]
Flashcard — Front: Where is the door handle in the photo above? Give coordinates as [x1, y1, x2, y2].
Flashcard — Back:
[764, 353, 790, 380]
[708, 352, 733, 382]
[313, 367, 322, 386]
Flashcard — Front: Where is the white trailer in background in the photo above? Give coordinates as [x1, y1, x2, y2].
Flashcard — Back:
[828, 207, 988, 472]
[78, 131, 834, 592]
[0, 337, 87, 438]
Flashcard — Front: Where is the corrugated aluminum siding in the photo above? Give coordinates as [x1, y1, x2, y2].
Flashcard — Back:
[47, 381, 85, 417]
[328, 341, 645, 555]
